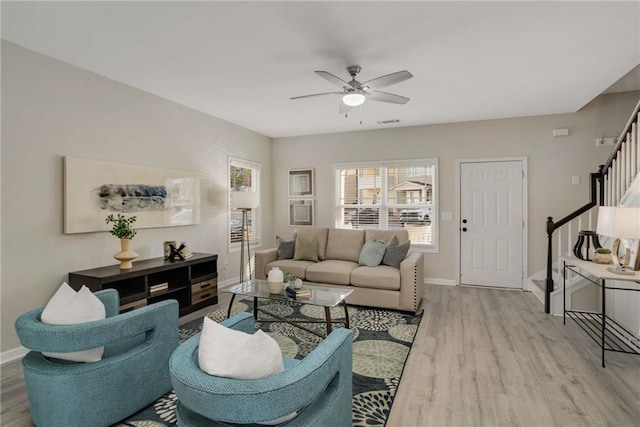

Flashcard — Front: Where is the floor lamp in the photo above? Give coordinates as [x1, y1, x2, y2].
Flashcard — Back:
[230, 191, 259, 284]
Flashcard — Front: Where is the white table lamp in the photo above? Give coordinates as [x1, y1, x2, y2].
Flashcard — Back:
[596, 206, 640, 274]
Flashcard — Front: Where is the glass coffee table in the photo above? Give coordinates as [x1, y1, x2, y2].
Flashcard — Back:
[221, 279, 353, 337]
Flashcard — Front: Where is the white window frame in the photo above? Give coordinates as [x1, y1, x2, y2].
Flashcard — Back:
[228, 157, 261, 253]
[333, 158, 439, 252]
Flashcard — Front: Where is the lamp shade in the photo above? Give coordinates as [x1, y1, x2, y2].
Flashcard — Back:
[230, 191, 259, 210]
[596, 206, 640, 238]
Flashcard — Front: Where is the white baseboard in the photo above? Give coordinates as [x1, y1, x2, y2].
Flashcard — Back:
[1, 345, 28, 366]
[425, 278, 457, 286]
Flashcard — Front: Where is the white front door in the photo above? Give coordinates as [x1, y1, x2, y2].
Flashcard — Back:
[459, 160, 524, 288]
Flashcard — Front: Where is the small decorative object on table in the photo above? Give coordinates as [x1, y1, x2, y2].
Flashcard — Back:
[163, 241, 176, 260]
[283, 272, 298, 287]
[168, 242, 192, 262]
[105, 214, 138, 270]
[573, 230, 601, 261]
[268, 267, 284, 294]
[593, 248, 613, 264]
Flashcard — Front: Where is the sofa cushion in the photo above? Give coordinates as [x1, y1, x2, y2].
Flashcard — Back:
[306, 260, 358, 285]
[382, 237, 411, 269]
[365, 229, 409, 244]
[382, 238, 411, 269]
[351, 266, 401, 290]
[266, 260, 315, 280]
[294, 236, 319, 262]
[276, 236, 295, 260]
[359, 240, 386, 267]
[295, 228, 329, 260]
[325, 229, 365, 262]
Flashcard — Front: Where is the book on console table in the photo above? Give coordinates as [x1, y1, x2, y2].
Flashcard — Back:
[150, 283, 169, 293]
[285, 287, 311, 299]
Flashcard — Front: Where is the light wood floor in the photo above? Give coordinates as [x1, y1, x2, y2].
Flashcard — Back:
[2, 285, 640, 426]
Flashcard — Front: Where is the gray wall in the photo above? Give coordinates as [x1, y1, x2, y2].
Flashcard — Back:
[1, 42, 273, 353]
[271, 91, 640, 282]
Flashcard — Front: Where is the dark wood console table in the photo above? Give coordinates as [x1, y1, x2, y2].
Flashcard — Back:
[69, 253, 218, 315]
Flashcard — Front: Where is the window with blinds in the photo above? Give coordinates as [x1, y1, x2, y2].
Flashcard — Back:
[229, 157, 261, 251]
[334, 159, 438, 250]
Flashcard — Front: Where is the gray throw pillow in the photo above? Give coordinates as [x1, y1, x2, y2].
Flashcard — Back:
[387, 235, 399, 247]
[276, 236, 295, 260]
[382, 239, 410, 269]
[294, 236, 319, 262]
[359, 240, 387, 267]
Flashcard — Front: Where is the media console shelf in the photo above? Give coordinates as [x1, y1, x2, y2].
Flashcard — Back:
[69, 253, 218, 316]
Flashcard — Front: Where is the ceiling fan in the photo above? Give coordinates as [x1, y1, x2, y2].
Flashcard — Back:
[290, 65, 413, 114]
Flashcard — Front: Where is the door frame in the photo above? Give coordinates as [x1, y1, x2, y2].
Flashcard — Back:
[456, 157, 528, 288]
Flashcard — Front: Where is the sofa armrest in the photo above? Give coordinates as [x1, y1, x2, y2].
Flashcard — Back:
[254, 248, 278, 279]
[399, 251, 424, 313]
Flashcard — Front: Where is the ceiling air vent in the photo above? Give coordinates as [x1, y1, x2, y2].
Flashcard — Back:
[376, 119, 401, 125]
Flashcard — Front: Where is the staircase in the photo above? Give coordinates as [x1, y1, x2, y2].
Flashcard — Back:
[536, 99, 640, 314]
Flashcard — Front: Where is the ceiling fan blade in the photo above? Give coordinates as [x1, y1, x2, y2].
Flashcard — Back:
[290, 92, 340, 100]
[339, 101, 352, 115]
[362, 70, 413, 90]
[368, 90, 410, 104]
[315, 71, 350, 88]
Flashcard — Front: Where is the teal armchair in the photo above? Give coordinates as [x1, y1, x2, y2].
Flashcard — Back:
[14, 289, 179, 427]
[170, 312, 353, 426]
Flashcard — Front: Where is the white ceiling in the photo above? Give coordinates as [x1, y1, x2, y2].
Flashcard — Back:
[2, 1, 639, 138]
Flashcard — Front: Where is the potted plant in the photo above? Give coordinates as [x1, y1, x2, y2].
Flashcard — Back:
[593, 247, 613, 265]
[105, 214, 139, 269]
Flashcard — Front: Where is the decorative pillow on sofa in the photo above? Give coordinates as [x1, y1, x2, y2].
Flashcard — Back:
[40, 282, 106, 362]
[359, 239, 387, 267]
[198, 317, 284, 379]
[294, 236, 319, 262]
[382, 237, 411, 269]
[276, 235, 296, 260]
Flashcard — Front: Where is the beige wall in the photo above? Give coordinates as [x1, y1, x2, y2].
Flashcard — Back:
[1, 42, 273, 353]
[272, 91, 640, 283]
[2, 40, 639, 355]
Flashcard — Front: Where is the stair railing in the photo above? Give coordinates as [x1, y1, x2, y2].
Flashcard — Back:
[544, 98, 640, 313]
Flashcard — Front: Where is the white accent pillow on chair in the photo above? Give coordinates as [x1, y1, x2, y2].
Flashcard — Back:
[198, 316, 283, 379]
[198, 317, 296, 425]
[40, 282, 106, 362]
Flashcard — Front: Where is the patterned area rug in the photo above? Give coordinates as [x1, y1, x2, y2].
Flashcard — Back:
[119, 298, 423, 427]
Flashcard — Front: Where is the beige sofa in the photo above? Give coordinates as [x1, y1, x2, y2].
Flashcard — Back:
[255, 228, 424, 313]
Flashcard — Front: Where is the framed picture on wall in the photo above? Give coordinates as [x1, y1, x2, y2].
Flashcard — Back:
[289, 199, 314, 227]
[288, 169, 314, 198]
[64, 156, 200, 234]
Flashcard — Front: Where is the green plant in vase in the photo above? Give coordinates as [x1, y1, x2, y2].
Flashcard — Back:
[594, 247, 613, 265]
[105, 214, 139, 269]
[105, 214, 137, 239]
[283, 272, 303, 289]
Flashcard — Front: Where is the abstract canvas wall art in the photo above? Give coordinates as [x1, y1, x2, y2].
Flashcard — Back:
[64, 156, 200, 233]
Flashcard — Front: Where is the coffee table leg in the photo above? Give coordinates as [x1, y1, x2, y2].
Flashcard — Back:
[325, 307, 332, 335]
[226, 294, 236, 319]
[343, 301, 349, 329]
[254, 296, 259, 321]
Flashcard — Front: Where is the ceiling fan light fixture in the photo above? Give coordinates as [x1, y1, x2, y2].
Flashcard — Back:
[342, 93, 366, 107]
